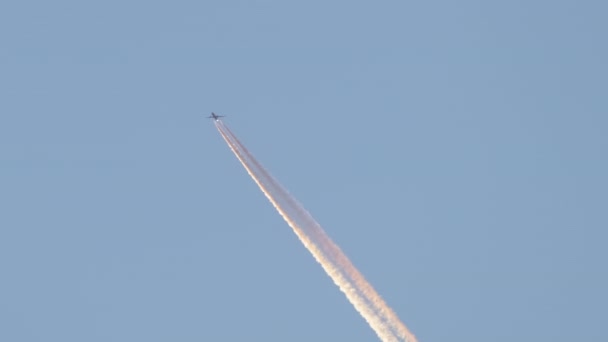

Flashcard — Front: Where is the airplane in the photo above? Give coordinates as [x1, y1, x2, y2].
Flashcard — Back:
[207, 112, 225, 120]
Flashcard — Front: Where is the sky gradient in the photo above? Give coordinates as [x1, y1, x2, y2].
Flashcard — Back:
[1, 1, 607, 341]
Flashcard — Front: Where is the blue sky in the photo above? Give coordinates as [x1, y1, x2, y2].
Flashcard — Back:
[1, 1, 607, 341]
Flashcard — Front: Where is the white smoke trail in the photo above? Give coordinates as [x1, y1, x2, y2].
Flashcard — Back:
[215, 121, 417, 342]
[220, 123, 416, 339]
[214, 124, 397, 341]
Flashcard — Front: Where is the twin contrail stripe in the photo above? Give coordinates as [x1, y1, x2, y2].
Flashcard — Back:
[214, 121, 418, 342]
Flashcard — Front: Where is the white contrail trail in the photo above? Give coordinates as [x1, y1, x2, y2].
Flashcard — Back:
[214, 124, 397, 341]
[220, 123, 416, 340]
[214, 120, 417, 342]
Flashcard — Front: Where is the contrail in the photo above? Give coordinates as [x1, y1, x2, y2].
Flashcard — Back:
[214, 124, 396, 341]
[214, 120, 417, 342]
[220, 123, 417, 340]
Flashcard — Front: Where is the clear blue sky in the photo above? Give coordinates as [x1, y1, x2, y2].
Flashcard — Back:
[1, 1, 606, 341]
